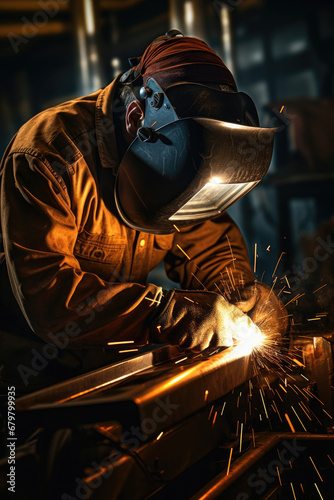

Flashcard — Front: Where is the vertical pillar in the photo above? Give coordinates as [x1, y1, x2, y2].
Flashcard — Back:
[72, 0, 105, 95]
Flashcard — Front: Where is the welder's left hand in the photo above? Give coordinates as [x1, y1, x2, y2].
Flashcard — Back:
[229, 282, 288, 338]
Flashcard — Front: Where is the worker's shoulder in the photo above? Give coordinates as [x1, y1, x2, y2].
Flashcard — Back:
[10, 88, 103, 159]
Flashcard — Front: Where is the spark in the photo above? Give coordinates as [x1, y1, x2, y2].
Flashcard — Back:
[144, 296, 162, 304]
[183, 296, 194, 303]
[298, 402, 312, 421]
[327, 454, 334, 465]
[285, 292, 305, 306]
[307, 317, 322, 321]
[272, 251, 286, 278]
[208, 405, 214, 420]
[157, 325, 161, 334]
[280, 105, 285, 113]
[314, 483, 324, 500]
[291, 406, 307, 431]
[273, 400, 282, 422]
[156, 431, 163, 440]
[191, 273, 207, 289]
[173, 224, 180, 232]
[252, 428, 256, 447]
[309, 457, 323, 482]
[290, 483, 296, 500]
[259, 388, 269, 419]
[177, 244, 191, 260]
[292, 358, 305, 367]
[285, 275, 291, 288]
[285, 413, 295, 433]
[266, 245, 271, 251]
[322, 408, 333, 419]
[301, 374, 309, 381]
[254, 243, 258, 273]
[226, 448, 233, 476]
[236, 420, 239, 436]
[221, 402, 226, 415]
[226, 235, 236, 270]
[313, 283, 327, 294]
[204, 390, 209, 402]
[212, 411, 218, 426]
[277, 467, 282, 486]
[175, 357, 188, 364]
[279, 384, 287, 394]
[107, 340, 134, 345]
[239, 423, 244, 453]
[300, 483, 304, 494]
[118, 348, 139, 353]
[304, 388, 324, 406]
[150, 120, 157, 127]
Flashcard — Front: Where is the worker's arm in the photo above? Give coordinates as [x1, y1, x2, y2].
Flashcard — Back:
[164, 213, 254, 293]
[1, 152, 163, 348]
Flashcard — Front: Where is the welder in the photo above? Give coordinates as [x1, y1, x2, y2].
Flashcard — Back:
[0, 31, 286, 392]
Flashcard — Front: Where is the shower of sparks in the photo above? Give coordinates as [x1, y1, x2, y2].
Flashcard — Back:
[309, 457, 323, 482]
[290, 483, 296, 500]
[314, 484, 324, 500]
[226, 447, 233, 476]
[254, 243, 257, 273]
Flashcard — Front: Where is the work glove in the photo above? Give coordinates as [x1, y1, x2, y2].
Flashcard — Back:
[151, 290, 261, 352]
[229, 281, 288, 339]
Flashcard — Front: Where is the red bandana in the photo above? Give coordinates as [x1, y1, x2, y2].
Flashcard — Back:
[136, 36, 237, 91]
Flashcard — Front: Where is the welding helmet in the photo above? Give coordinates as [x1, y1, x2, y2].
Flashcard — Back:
[115, 31, 277, 234]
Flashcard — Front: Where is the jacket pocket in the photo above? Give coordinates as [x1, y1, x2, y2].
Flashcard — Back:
[74, 230, 126, 264]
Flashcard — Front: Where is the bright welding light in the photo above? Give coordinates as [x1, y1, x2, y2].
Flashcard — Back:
[232, 316, 264, 356]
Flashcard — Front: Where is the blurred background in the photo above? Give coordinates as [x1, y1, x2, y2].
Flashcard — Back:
[1, 0, 334, 288]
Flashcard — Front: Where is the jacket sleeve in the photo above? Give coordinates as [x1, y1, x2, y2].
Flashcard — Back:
[164, 213, 254, 295]
[1, 152, 163, 348]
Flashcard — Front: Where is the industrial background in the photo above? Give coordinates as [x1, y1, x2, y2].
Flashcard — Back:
[1, 0, 334, 289]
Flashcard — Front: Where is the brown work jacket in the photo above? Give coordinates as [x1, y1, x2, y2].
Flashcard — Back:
[0, 76, 253, 389]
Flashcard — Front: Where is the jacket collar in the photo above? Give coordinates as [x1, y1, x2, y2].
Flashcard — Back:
[95, 74, 124, 175]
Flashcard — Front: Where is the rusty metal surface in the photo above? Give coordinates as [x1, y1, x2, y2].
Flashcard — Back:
[16, 344, 255, 432]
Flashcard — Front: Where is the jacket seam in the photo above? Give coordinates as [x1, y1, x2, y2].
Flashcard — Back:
[7, 148, 69, 193]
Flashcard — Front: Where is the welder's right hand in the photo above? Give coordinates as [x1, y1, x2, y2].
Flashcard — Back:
[150, 290, 260, 352]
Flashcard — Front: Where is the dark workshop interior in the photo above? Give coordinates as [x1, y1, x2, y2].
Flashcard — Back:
[1, 0, 334, 498]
